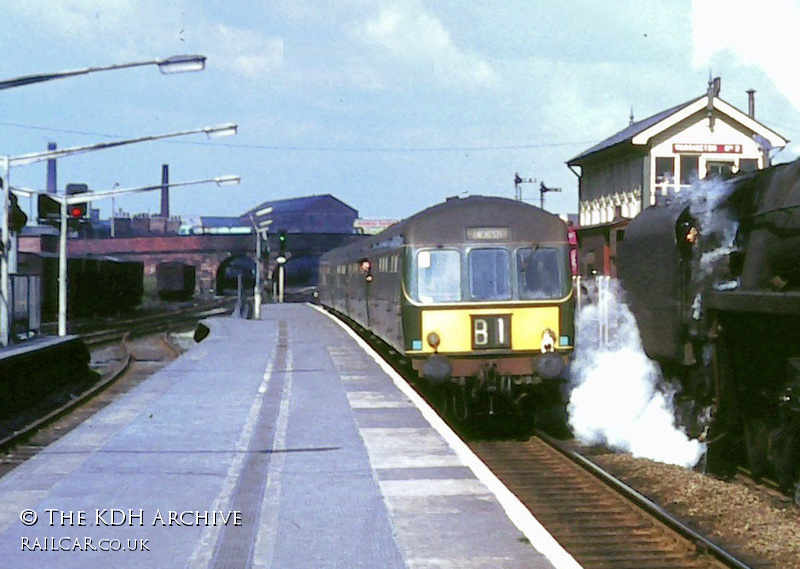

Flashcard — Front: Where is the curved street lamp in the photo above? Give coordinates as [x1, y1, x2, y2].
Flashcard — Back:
[1, 122, 238, 343]
[0, 54, 209, 345]
[0, 55, 206, 90]
[14, 174, 241, 337]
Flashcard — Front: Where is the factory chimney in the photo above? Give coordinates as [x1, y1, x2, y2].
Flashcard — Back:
[46, 142, 57, 194]
[160, 164, 169, 218]
[746, 89, 756, 118]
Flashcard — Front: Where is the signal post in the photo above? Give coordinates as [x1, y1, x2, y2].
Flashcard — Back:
[276, 230, 287, 303]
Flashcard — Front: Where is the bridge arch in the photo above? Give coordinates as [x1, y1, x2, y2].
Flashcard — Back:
[216, 254, 256, 295]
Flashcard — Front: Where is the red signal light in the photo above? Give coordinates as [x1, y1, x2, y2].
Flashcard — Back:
[70, 206, 84, 218]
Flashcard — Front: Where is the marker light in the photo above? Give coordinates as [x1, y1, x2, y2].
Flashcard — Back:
[540, 328, 556, 353]
[426, 332, 441, 351]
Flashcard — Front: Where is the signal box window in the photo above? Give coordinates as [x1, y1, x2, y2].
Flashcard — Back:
[739, 158, 759, 173]
[655, 156, 675, 203]
[417, 250, 461, 303]
[518, 247, 563, 299]
[680, 155, 699, 188]
[468, 248, 510, 301]
[705, 161, 733, 178]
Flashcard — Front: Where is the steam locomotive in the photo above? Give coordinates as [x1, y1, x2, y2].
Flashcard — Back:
[618, 159, 800, 502]
[318, 195, 574, 425]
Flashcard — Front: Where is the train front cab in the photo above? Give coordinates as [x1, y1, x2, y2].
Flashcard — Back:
[401, 241, 574, 421]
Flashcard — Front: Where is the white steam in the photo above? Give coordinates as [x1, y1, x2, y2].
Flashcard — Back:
[568, 279, 705, 468]
[684, 177, 739, 279]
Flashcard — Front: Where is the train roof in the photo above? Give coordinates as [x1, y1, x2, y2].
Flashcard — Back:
[321, 195, 566, 263]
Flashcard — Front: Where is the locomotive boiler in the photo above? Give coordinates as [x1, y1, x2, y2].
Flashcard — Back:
[618, 159, 800, 502]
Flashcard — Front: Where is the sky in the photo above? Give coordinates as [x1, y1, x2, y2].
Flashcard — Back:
[3, 0, 800, 223]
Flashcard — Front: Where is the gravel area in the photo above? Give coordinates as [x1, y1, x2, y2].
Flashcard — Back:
[586, 448, 800, 569]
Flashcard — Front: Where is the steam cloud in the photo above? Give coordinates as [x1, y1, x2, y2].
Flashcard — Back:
[567, 279, 705, 468]
[684, 177, 740, 280]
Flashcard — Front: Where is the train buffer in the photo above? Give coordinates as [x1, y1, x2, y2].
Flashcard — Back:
[0, 304, 580, 569]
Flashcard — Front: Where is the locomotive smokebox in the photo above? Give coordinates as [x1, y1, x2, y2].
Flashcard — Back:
[617, 203, 693, 364]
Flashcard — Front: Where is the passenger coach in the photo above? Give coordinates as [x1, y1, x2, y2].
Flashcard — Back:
[318, 195, 574, 422]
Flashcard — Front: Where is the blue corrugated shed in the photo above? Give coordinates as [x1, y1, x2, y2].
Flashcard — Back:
[240, 194, 358, 234]
[243, 194, 357, 216]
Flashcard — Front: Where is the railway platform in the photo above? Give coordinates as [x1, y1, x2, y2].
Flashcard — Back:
[0, 335, 91, 416]
[0, 303, 581, 569]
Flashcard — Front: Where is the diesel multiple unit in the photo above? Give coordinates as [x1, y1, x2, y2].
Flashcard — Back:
[318, 195, 574, 423]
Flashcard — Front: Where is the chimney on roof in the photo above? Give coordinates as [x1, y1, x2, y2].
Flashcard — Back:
[746, 89, 756, 118]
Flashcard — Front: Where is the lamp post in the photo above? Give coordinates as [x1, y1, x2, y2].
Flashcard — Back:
[0, 123, 238, 344]
[0, 54, 207, 346]
[249, 210, 273, 319]
[0, 55, 206, 91]
[14, 175, 241, 337]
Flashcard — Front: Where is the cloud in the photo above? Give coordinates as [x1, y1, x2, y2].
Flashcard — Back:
[8, 0, 165, 51]
[6, 1, 284, 81]
[209, 25, 284, 79]
[353, 1, 495, 88]
[692, 0, 800, 108]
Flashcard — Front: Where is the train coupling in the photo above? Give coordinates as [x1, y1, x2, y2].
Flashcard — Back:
[536, 352, 565, 380]
[422, 353, 452, 384]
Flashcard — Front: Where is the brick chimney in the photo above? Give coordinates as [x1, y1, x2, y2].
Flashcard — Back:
[160, 164, 169, 218]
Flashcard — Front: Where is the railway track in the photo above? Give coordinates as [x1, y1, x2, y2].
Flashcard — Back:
[470, 433, 752, 569]
[60, 298, 235, 346]
[330, 309, 758, 568]
[0, 299, 235, 458]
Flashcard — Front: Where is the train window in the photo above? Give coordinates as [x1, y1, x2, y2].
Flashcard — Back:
[417, 249, 461, 303]
[517, 247, 564, 299]
[468, 248, 511, 301]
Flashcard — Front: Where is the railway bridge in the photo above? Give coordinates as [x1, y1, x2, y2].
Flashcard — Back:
[20, 232, 363, 296]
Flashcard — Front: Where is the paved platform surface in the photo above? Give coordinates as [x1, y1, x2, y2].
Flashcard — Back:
[0, 304, 581, 568]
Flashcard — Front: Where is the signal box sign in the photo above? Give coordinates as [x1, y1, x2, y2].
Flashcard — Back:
[672, 143, 743, 154]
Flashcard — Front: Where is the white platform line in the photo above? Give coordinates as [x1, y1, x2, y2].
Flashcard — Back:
[312, 304, 583, 569]
[252, 345, 295, 568]
[187, 343, 279, 569]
